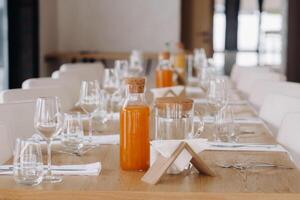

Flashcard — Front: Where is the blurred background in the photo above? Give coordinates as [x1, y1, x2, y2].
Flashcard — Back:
[0, 0, 298, 89]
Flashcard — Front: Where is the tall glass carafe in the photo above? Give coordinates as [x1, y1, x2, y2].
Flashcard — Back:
[120, 77, 150, 171]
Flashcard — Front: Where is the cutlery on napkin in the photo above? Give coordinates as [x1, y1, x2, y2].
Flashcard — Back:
[0, 162, 101, 176]
[196, 116, 263, 124]
[207, 142, 287, 152]
[193, 98, 248, 106]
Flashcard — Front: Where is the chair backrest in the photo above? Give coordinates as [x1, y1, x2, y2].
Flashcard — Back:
[51, 70, 60, 79]
[236, 71, 286, 96]
[259, 94, 300, 135]
[0, 101, 35, 145]
[22, 78, 79, 105]
[249, 81, 300, 109]
[0, 123, 13, 164]
[230, 64, 271, 83]
[277, 112, 300, 169]
[0, 87, 74, 112]
[60, 62, 104, 72]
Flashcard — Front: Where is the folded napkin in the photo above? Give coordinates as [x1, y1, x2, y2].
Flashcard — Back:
[207, 142, 287, 152]
[33, 134, 120, 145]
[193, 98, 248, 106]
[185, 86, 205, 94]
[150, 86, 185, 99]
[196, 116, 263, 124]
[151, 139, 208, 173]
[0, 162, 101, 176]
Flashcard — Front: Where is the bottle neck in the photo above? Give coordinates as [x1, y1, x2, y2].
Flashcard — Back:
[157, 59, 172, 70]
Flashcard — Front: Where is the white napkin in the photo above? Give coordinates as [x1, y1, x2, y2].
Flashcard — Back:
[151, 139, 208, 172]
[193, 98, 248, 105]
[207, 142, 287, 152]
[185, 86, 205, 94]
[88, 134, 119, 145]
[0, 162, 101, 176]
[197, 116, 263, 124]
[150, 86, 185, 98]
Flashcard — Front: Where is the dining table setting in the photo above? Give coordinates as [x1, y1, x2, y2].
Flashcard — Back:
[0, 48, 299, 200]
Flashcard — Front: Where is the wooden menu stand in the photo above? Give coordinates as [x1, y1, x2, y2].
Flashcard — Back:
[142, 142, 216, 185]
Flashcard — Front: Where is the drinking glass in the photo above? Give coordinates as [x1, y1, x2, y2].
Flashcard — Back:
[129, 50, 144, 76]
[62, 113, 84, 151]
[102, 69, 121, 117]
[34, 97, 63, 183]
[79, 80, 101, 139]
[198, 67, 213, 94]
[115, 60, 129, 80]
[13, 138, 44, 186]
[207, 77, 228, 141]
[215, 106, 238, 142]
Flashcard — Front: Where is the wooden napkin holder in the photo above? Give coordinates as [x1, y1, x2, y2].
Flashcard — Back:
[141, 141, 216, 185]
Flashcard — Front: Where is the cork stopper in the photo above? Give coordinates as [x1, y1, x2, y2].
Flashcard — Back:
[124, 77, 146, 93]
[155, 97, 193, 111]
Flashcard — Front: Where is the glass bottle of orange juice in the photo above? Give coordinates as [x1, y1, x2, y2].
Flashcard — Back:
[156, 59, 173, 88]
[120, 77, 150, 171]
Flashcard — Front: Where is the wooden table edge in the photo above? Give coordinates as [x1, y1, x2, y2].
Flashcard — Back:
[0, 190, 299, 200]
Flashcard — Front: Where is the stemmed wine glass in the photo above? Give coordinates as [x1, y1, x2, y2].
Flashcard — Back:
[34, 96, 63, 183]
[207, 77, 228, 141]
[79, 80, 101, 140]
[102, 69, 120, 116]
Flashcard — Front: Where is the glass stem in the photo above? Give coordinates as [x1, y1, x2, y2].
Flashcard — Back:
[89, 113, 93, 142]
[47, 140, 52, 177]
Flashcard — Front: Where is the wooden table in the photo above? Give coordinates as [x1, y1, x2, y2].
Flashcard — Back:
[0, 86, 300, 199]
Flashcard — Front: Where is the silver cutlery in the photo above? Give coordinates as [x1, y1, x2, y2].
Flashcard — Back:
[209, 142, 278, 149]
[216, 162, 294, 170]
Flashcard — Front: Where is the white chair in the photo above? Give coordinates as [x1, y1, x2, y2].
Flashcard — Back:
[60, 62, 104, 72]
[249, 81, 300, 110]
[54, 63, 104, 82]
[236, 71, 285, 96]
[259, 94, 300, 135]
[0, 101, 36, 145]
[0, 87, 74, 112]
[51, 70, 60, 79]
[230, 64, 271, 84]
[0, 123, 13, 164]
[277, 112, 300, 168]
[22, 78, 79, 105]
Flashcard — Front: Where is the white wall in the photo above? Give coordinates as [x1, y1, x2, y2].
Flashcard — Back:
[39, 0, 181, 75]
[56, 0, 181, 52]
[39, 0, 58, 76]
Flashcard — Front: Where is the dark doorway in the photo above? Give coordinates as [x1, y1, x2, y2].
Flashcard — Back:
[7, 0, 39, 89]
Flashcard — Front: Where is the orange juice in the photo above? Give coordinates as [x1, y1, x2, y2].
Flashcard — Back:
[120, 105, 150, 171]
[156, 69, 173, 88]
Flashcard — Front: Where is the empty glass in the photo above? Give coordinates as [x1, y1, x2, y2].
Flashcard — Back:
[34, 96, 63, 183]
[207, 77, 229, 141]
[79, 80, 101, 138]
[102, 69, 120, 95]
[215, 106, 238, 142]
[13, 138, 43, 186]
[62, 113, 84, 151]
[115, 60, 129, 80]
[129, 50, 144, 76]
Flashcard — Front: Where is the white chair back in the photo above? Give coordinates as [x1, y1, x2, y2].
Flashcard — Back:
[0, 101, 35, 144]
[259, 94, 300, 135]
[22, 78, 79, 105]
[60, 62, 104, 72]
[230, 65, 271, 83]
[277, 112, 300, 168]
[237, 71, 285, 96]
[249, 81, 300, 109]
[0, 87, 74, 112]
[0, 123, 13, 164]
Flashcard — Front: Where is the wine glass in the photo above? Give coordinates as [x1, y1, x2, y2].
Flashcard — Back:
[115, 60, 129, 80]
[102, 69, 120, 117]
[34, 96, 63, 183]
[79, 80, 101, 140]
[198, 67, 213, 94]
[207, 77, 228, 141]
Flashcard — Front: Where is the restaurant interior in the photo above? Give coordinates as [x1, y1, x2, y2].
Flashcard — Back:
[0, 0, 299, 199]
